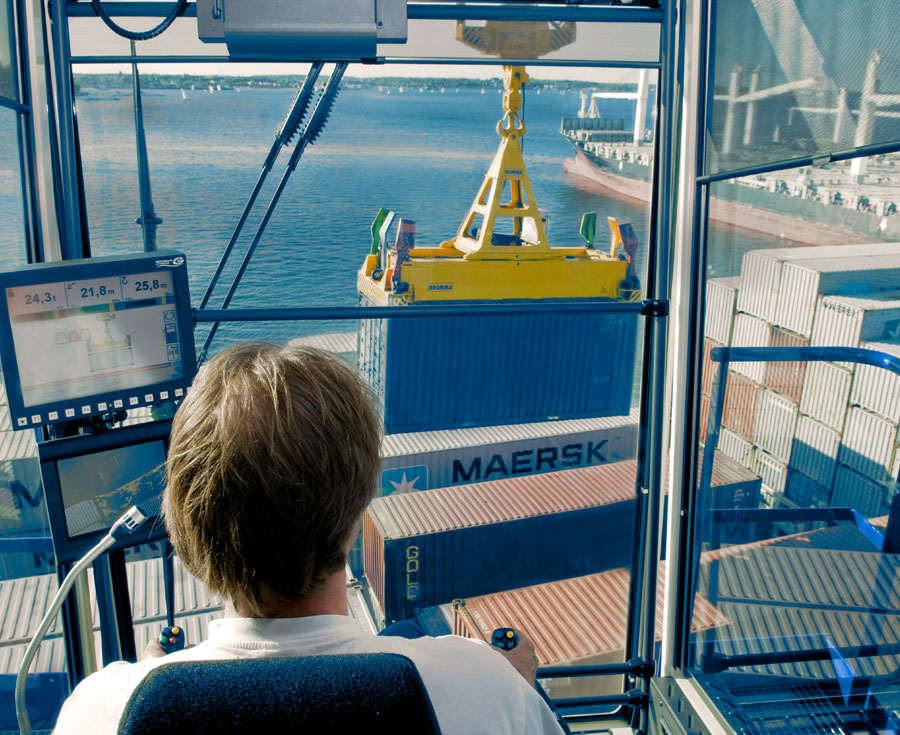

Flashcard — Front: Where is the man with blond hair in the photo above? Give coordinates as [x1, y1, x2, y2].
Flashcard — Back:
[55, 342, 564, 734]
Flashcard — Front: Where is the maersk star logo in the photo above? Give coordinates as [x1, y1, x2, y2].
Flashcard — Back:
[382, 466, 428, 495]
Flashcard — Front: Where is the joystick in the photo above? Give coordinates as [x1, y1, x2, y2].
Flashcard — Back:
[158, 625, 185, 654]
[490, 628, 518, 651]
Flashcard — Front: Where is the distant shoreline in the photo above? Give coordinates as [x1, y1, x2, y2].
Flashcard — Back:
[73, 73, 651, 94]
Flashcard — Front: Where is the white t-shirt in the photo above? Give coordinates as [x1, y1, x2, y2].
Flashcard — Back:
[54, 614, 564, 734]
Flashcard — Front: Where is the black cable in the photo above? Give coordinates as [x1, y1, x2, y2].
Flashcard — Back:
[89, 0, 187, 41]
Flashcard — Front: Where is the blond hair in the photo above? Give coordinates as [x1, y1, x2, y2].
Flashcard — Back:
[164, 343, 381, 616]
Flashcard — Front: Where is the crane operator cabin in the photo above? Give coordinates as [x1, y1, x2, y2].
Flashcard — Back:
[2, 0, 900, 732]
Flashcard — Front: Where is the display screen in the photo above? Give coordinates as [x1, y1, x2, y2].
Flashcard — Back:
[57, 440, 166, 538]
[5, 271, 184, 408]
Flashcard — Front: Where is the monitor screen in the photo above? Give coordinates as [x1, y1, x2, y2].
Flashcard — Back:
[39, 419, 172, 563]
[0, 252, 195, 428]
[7, 272, 183, 408]
[57, 439, 167, 538]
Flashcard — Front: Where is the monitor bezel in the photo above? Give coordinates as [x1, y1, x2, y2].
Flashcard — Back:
[39, 419, 173, 563]
[0, 251, 196, 429]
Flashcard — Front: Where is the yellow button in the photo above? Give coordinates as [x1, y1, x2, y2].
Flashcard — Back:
[171, 627, 180, 635]
[506, 631, 514, 638]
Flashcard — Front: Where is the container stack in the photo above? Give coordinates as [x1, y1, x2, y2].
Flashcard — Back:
[362, 456, 759, 626]
[704, 244, 900, 514]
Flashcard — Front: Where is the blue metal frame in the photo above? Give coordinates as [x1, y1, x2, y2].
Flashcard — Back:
[691, 346, 900, 674]
[0, 251, 196, 428]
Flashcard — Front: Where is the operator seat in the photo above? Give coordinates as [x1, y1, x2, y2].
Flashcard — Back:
[117, 653, 442, 734]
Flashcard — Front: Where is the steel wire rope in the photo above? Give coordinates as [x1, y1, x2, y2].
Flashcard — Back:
[89, 0, 187, 41]
[198, 63, 348, 364]
[198, 64, 324, 311]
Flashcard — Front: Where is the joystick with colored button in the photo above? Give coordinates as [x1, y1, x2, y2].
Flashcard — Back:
[158, 625, 185, 654]
[490, 628, 518, 651]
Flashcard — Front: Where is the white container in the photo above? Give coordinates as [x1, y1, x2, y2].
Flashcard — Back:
[799, 361, 852, 431]
[380, 410, 640, 494]
[718, 427, 753, 468]
[705, 277, 741, 344]
[783, 469, 831, 508]
[752, 449, 788, 507]
[850, 342, 900, 423]
[838, 407, 898, 484]
[811, 292, 900, 347]
[832, 464, 887, 517]
[730, 314, 772, 383]
[754, 390, 798, 464]
[790, 415, 839, 489]
[735, 244, 900, 322]
[773, 255, 900, 338]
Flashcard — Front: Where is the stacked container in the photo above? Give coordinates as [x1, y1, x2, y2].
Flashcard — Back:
[363, 456, 759, 624]
[703, 244, 900, 516]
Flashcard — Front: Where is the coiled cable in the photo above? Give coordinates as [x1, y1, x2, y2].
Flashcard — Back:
[90, 0, 187, 41]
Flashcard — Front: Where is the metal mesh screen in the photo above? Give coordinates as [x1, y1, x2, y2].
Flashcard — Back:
[706, 0, 900, 176]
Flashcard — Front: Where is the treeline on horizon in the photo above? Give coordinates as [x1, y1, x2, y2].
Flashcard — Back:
[73, 72, 645, 94]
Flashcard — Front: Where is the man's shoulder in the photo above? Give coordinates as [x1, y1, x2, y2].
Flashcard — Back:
[53, 648, 209, 734]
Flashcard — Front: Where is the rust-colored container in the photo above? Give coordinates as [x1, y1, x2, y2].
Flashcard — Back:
[702, 338, 724, 397]
[452, 564, 723, 666]
[763, 327, 808, 404]
[700, 393, 710, 440]
[722, 373, 761, 442]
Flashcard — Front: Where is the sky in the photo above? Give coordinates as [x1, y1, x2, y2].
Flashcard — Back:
[69, 17, 659, 84]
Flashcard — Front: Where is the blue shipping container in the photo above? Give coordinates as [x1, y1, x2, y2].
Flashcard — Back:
[358, 299, 639, 434]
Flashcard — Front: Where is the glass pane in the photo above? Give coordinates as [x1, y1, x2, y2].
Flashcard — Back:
[0, 0, 15, 101]
[691, 153, 900, 721]
[0, 106, 25, 268]
[707, 0, 900, 176]
[71, 48, 659, 706]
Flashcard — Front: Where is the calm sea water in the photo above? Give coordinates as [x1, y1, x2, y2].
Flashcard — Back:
[1, 84, 797, 351]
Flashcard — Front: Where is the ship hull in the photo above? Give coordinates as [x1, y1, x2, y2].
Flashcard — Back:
[564, 147, 898, 246]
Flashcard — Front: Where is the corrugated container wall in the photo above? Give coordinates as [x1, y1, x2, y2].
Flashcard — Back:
[363, 463, 638, 623]
[702, 338, 724, 397]
[832, 465, 890, 518]
[773, 255, 900, 338]
[752, 449, 788, 507]
[358, 300, 639, 433]
[379, 411, 639, 494]
[722, 373, 761, 442]
[705, 277, 741, 344]
[838, 407, 899, 484]
[799, 361, 852, 431]
[790, 415, 840, 489]
[763, 327, 808, 404]
[753, 390, 797, 464]
[731, 314, 772, 383]
[718, 428, 754, 468]
[734, 244, 900, 323]
[810, 292, 900, 355]
[783, 469, 832, 508]
[851, 342, 900, 423]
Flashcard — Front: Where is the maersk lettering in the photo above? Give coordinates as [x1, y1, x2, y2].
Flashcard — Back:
[511, 450, 532, 474]
[536, 447, 558, 471]
[484, 454, 509, 479]
[561, 444, 581, 466]
[451, 438, 611, 483]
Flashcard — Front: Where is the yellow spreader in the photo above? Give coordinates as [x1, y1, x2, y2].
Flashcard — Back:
[359, 65, 636, 305]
